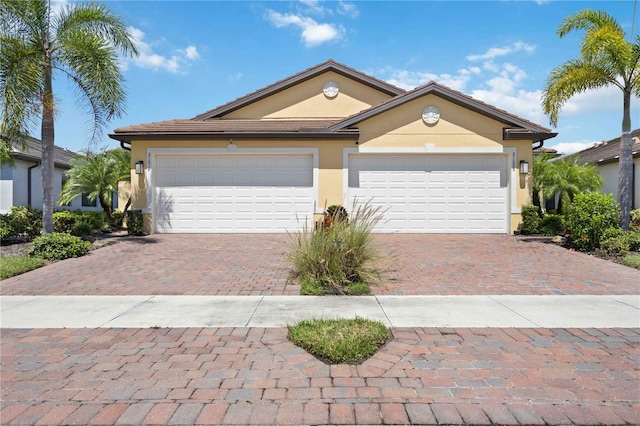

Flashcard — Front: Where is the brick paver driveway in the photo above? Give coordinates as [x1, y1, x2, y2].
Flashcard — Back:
[1, 234, 638, 296]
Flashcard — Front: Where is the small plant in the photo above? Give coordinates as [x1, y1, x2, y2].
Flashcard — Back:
[519, 205, 541, 235]
[28, 233, 90, 260]
[323, 205, 348, 229]
[126, 210, 144, 235]
[71, 219, 94, 237]
[622, 255, 640, 269]
[631, 209, 640, 228]
[288, 317, 390, 364]
[539, 214, 565, 236]
[0, 257, 47, 279]
[566, 192, 620, 251]
[288, 202, 384, 295]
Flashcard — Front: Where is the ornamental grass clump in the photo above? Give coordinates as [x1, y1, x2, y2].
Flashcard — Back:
[288, 317, 390, 364]
[288, 202, 385, 295]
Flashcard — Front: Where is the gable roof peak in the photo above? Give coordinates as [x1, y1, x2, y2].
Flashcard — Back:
[192, 60, 405, 120]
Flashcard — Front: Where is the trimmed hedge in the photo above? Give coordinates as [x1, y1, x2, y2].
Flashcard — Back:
[28, 233, 90, 260]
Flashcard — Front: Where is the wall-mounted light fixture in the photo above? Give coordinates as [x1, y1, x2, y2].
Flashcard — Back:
[519, 160, 529, 174]
[227, 139, 237, 151]
[135, 160, 144, 175]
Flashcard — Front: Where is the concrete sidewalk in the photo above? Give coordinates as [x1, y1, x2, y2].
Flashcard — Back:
[2, 294, 638, 329]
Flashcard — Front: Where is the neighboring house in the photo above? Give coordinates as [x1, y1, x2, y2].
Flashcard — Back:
[572, 128, 640, 210]
[0, 135, 103, 214]
[110, 60, 556, 234]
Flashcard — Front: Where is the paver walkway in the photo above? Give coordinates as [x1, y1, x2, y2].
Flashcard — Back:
[1, 234, 638, 296]
[1, 327, 638, 425]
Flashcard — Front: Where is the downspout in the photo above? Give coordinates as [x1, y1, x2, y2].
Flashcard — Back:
[532, 139, 544, 150]
[27, 161, 40, 207]
[120, 140, 131, 151]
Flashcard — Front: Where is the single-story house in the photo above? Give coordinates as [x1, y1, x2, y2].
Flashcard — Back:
[0, 136, 103, 214]
[572, 128, 640, 210]
[110, 60, 556, 234]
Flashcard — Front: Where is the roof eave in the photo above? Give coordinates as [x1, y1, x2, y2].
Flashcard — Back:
[108, 130, 359, 142]
[503, 129, 558, 141]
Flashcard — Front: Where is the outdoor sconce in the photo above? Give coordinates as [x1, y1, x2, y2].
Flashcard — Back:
[519, 160, 529, 174]
[135, 160, 144, 174]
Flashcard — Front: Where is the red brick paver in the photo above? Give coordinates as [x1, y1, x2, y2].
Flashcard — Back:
[1, 234, 638, 296]
[2, 327, 638, 425]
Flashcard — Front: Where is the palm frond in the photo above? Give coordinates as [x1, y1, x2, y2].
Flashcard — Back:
[542, 60, 617, 126]
[558, 9, 623, 38]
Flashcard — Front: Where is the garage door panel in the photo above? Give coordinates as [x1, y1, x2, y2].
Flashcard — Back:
[154, 154, 314, 233]
[348, 154, 508, 233]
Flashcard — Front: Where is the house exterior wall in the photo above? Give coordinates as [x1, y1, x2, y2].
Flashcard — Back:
[0, 159, 102, 213]
[597, 158, 640, 209]
[223, 71, 394, 120]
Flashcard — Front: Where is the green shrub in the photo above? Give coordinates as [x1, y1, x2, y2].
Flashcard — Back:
[126, 210, 144, 235]
[519, 205, 541, 235]
[323, 205, 348, 228]
[71, 219, 94, 237]
[288, 317, 390, 364]
[631, 209, 640, 228]
[288, 202, 384, 295]
[110, 211, 125, 228]
[7, 206, 42, 240]
[566, 192, 620, 251]
[0, 257, 46, 279]
[79, 211, 107, 231]
[0, 214, 12, 242]
[625, 228, 640, 252]
[600, 235, 631, 256]
[53, 211, 77, 233]
[539, 214, 565, 236]
[28, 233, 90, 260]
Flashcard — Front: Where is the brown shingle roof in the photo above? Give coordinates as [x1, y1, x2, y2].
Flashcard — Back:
[329, 81, 556, 141]
[9, 135, 79, 168]
[112, 119, 358, 141]
[193, 59, 405, 120]
[572, 129, 640, 164]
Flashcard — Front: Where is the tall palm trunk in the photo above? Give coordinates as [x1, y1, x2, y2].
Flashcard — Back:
[41, 63, 55, 234]
[618, 89, 632, 230]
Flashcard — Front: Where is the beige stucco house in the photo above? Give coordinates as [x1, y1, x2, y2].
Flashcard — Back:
[110, 60, 556, 234]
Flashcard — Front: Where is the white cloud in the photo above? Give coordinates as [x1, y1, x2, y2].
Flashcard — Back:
[227, 72, 243, 81]
[467, 41, 536, 62]
[381, 67, 475, 91]
[337, 1, 359, 18]
[123, 27, 199, 74]
[549, 141, 598, 155]
[265, 9, 344, 47]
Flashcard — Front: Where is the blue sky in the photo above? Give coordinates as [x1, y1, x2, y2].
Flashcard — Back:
[48, 0, 639, 155]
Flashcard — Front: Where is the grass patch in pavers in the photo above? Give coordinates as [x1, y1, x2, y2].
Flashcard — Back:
[288, 317, 390, 364]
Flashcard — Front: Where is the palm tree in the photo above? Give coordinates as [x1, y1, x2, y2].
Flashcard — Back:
[0, 0, 138, 233]
[542, 9, 640, 229]
[58, 149, 130, 218]
[538, 157, 603, 214]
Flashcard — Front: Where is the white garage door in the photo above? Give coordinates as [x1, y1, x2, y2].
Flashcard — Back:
[348, 154, 509, 233]
[154, 154, 314, 233]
